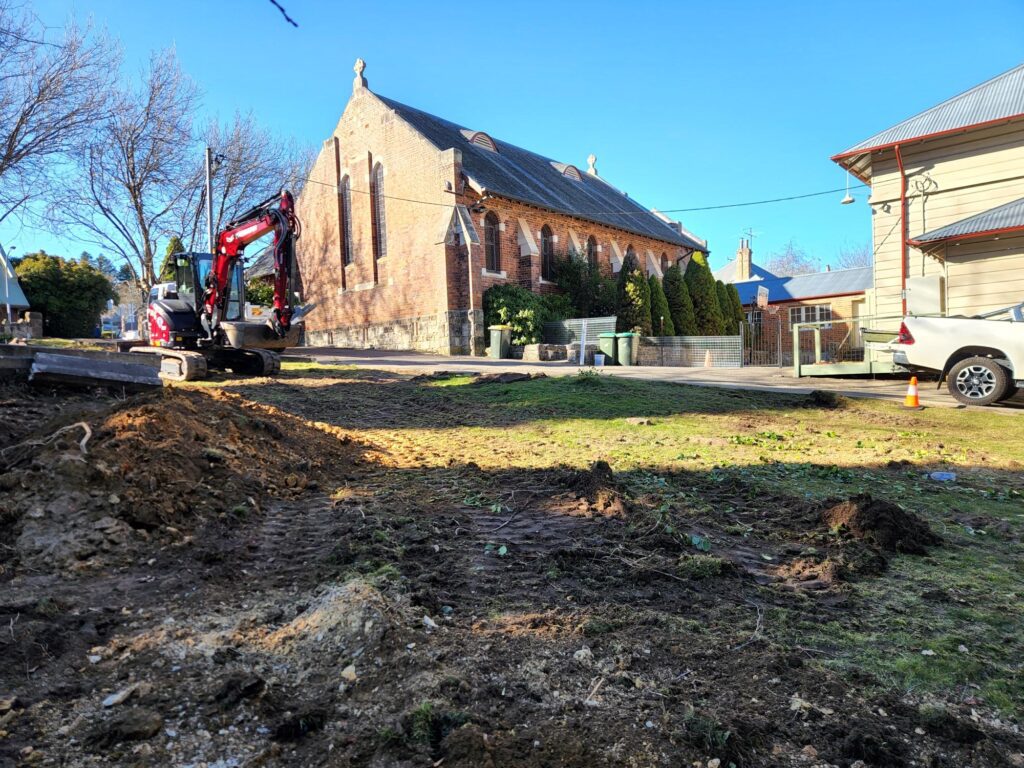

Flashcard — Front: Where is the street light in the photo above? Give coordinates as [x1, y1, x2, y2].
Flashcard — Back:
[841, 171, 855, 205]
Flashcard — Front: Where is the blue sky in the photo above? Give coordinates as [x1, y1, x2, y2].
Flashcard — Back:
[8, 0, 1024, 273]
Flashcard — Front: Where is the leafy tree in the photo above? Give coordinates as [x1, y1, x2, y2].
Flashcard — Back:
[16, 252, 117, 337]
[684, 252, 724, 335]
[663, 263, 697, 336]
[615, 252, 652, 334]
[158, 236, 184, 282]
[715, 280, 735, 334]
[648, 275, 675, 336]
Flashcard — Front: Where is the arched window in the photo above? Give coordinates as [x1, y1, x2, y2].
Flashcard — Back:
[370, 163, 387, 261]
[625, 245, 637, 268]
[661, 252, 669, 274]
[586, 236, 598, 269]
[484, 212, 501, 272]
[340, 176, 353, 266]
[541, 225, 555, 280]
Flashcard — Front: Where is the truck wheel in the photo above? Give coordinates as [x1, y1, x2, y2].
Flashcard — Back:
[947, 357, 1010, 406]
[998, 384, 1019, 402]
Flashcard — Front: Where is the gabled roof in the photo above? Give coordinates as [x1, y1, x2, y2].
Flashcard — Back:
[734, 267, 872, 305]
[0, 250, 29, 309]
[376, 95, 703, 250]
[712, 259, 776, 283]
[910, 195, 1024, 246]
[833, 62, 1024, 181]
[245, 244, 275, 280]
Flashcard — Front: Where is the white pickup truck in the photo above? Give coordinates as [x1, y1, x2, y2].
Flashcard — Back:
[889, 303, 1024, 405]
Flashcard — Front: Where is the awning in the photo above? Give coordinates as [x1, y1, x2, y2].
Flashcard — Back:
[909, 196, 1024, 246]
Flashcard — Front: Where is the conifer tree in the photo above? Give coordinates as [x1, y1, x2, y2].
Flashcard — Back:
[648, 274, 675, 336]
[684, 252, 724, 335]
[727, 284, 746, 336]
[715, 280, 734, 334]
[615, 252, 652, 335]
[157, 236, 184, 282]
[663, 263, 697, 335]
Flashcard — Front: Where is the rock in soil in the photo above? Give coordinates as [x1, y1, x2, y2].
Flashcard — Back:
[84, 708, 163, 749]
[822, 494, 940, 554]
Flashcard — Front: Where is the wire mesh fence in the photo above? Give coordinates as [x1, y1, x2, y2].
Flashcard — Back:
[542, 316, 616, 346]
[792, 318, 869, 366]
[638, 335, 743, 367]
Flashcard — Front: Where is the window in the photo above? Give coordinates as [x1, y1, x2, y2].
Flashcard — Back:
[746, 310, 763, 325]
[625, 245, 637, 268]
[370, 163, 387, 261]
[789, 304, 832, 329]
[586, 236, 598, 269]
[661, 253, 670, 274]
[541, 225, 555, 280]
[340, 176, 353, 266]
[484, 212, 501, 272]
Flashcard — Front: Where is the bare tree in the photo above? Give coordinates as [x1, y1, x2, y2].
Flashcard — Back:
[53, 48, 200, 290]
[0, 2, 115, 225]
[836, 242, 872, 269]
[177, 112, 316, 253]
[765, 239, 818, 276]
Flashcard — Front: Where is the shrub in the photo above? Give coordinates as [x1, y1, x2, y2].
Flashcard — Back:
[684, 252, 724, 336]
[246, 279, 274, 307]
[615, 252, 652, 334]
[663, 263, 697, 335]
[648, 275, 675, 336]
[482, 284, 571, 346]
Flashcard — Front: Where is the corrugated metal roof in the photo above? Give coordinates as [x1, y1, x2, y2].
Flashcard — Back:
[377, 95, 703, 250]
[712, 259, 777, 283]
[0, 250, 29, 309]
[245, 245, 275, 280]
[834, 62, 1024, 178]
[911, 195, 1024, 244]
[734, 267, 872, 305]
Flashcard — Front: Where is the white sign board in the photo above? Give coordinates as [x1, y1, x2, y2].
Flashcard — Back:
[756, 285, 769, 309]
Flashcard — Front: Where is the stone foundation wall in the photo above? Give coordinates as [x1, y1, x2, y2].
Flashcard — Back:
[305, 309, 484, 355]
[3, 312, 42, 340]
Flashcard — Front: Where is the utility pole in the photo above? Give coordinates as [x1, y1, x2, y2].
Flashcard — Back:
[205, 147, 216, 254]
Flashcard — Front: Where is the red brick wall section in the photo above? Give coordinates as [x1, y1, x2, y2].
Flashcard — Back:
[451, 192, 692, 313]
[296, 89, 455, 336]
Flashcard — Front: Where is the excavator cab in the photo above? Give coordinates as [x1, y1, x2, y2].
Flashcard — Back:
[174, 253, 244, 323]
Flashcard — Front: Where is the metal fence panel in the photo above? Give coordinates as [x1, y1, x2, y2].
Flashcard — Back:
[638, 335, 742, 367]
[542, 316, 616, 346]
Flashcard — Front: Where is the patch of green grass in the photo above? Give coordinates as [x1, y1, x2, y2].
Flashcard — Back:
[676, 554, 729, 579]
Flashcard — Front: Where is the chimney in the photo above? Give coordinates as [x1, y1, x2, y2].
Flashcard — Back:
[735, 238, 753, 281]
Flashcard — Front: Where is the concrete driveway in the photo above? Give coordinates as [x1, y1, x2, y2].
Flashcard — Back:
[290, 347, 1024, 412]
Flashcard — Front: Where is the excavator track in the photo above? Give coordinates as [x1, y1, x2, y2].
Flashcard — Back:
[211, 347, 280, 377]
[130, 347, 209, 382]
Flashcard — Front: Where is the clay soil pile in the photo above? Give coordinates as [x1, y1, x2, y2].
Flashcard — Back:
[0, 387, 359, 571]
[823, 493, 941, 554]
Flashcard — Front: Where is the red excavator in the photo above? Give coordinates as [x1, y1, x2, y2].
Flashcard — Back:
[139, 190, 308, 380]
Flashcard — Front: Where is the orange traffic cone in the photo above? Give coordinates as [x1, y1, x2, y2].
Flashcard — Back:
[904, 376, 921, 408]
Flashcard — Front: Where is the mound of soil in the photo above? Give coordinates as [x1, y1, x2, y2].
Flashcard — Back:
[565, 460, 627, 516]
[822, 494, 940, 554]
[0, 388, 359, 571]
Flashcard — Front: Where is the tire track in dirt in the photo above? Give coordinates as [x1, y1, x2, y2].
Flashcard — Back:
[246, 493, 341, 589]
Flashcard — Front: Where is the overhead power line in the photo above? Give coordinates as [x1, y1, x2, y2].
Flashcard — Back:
[298, 176, 869, 218]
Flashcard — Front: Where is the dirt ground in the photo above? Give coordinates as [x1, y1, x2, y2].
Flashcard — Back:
[1, 368, 1023, 768]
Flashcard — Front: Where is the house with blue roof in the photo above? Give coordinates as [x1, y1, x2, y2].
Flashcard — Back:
[714, 239, 872, 365]
[296, 58, 705, 355]
[833, 61, 1024, 321]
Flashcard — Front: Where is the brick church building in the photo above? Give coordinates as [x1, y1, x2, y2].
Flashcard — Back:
[296, 59, 706, 354]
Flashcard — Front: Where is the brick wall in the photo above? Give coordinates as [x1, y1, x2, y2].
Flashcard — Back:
[451, 193, 693, 316]
[297, 82, 694, 354]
